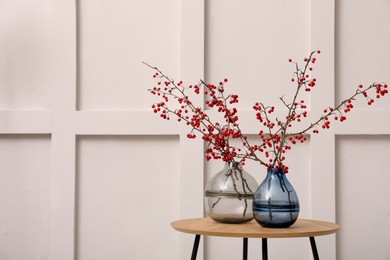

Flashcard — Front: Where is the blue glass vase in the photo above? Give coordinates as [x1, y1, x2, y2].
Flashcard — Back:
[253, 168, 299, 228]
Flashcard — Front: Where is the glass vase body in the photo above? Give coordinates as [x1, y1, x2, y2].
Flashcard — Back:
[253, 168, 299, 228]
[204, 162, 258, 223]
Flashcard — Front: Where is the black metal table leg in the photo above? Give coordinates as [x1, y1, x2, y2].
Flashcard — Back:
[243, 238, 248, 260]
[262, 238, 268, 260]
[191, 235, 201, 260]
[309, 236, 320, 260]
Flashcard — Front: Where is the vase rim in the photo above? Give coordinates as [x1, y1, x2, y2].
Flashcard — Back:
[267, 167, 286, 174]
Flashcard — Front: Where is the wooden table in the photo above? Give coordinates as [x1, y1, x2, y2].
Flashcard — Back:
[171, 218, 340, 260]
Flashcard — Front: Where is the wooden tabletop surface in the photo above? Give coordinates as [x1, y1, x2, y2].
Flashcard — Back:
[171, 218, 340, 238]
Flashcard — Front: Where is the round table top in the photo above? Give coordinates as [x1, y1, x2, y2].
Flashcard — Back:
[171, 218, 340, 238]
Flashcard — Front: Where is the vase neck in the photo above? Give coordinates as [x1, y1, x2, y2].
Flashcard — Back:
[267, 168, 285, 177]
[224, 161, 242, 171]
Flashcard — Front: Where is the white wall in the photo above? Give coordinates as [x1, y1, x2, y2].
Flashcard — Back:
[0, 0, 389, 259]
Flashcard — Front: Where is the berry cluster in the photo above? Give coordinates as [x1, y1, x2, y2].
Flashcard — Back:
[148, 72, 247, 163]
[145, 50, 388, 173]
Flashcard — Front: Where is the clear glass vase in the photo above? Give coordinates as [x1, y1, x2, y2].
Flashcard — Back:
[204, 162, 258, 223]
[253, 168, 300, 228]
